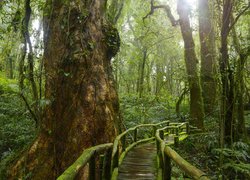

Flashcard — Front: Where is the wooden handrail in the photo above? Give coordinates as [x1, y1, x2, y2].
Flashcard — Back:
[111, 120, 170, 177]
[111, 120, 170, 160]
[155, 122, 210, 179]
[57, 143, 113, 180]
[164, 146, 210, 180]
[58, 120, 207, 180]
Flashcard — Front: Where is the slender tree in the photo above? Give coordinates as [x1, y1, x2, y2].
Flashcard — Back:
[138, 49, 147, 98]
[232, 26, 248, 139]
[8, 0, 120, 179]
[143, 0, 205, 129]
[19, 0, 39, 125]
[198, 0, 217, 114]
[219, 0, 235, 146]
[177, 0, 204, 129]
[219, 1, 249, 145]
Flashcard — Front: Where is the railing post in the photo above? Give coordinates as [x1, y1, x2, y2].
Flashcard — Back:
[164, 154, 171, 180]
[103, 148, 112, 180]
[157, 130, 164, 155]
[174, 127, 179, 147]
[159, 145, 164, 171]
[160, 130, 164, 140]
[156, 139, 160, 154]
[174, 136, 179, 147]
[153, 126, 157, 137]
[112, 147, 119, 170]
[99, 155, 104, 180]
[134, 128, 137, 142]
[186, 122, 189, 134]
[122, 135, 126, 151]
[175, 127, 179, 136]
[159, 130, 165, 176]
[89, 152, 96, 180]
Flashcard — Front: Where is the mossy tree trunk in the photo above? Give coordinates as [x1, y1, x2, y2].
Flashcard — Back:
[219, 0, 235, 146]
[177, 0, 204, 129]
[8, 0, 120, 179]
[138, 49, 147, 98]
[232, 23, 247, 140]
[198, 0, 217, 115]
[6, 55, 14, 79]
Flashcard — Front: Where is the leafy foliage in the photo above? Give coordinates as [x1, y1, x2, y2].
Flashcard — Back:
[212, 142, 250, 178]
[120, 93, 188, 129]
[0, 75, 35, 163]
[0, 0, 248, 179]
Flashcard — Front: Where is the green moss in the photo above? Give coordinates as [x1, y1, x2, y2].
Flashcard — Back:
[102, 20, 120, 59]
[57, 143, 113, 180]
[111, 168, 118, 180]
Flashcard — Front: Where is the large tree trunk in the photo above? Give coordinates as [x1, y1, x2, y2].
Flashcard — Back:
[177, 0, 204, 129]
[8, 0, 120, 179]
[198, 0, 217, 114]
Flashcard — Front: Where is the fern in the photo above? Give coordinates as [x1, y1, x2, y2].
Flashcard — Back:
[212, 141, 250, 177]
[223, 162, 250, 174]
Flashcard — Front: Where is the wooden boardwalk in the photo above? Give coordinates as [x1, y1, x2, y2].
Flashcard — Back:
[117, 143, 158, 180]
[117, 135, 179, 180]
[58, 122, 209, 180]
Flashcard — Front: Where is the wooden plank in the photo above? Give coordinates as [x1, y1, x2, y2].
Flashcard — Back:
[117, 143, 157, 180]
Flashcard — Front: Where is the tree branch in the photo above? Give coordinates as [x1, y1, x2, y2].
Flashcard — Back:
[228, 3, 250, 33]
[143, 0, 178, 26]
[113, 0, 125, 24]
[20, 93, 38, 126]
[19, 0, 39, 126]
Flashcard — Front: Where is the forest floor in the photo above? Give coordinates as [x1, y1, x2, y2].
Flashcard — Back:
[0, 75, 36, 178]
[174, 115, 250, 179]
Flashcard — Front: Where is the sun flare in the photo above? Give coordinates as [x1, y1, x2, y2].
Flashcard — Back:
[185, 0, 197, 9]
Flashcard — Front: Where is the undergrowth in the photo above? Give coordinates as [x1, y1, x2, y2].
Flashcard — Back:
[174, 116, 250, 179]
[120, 93, 189, 128]
[0, 76, 36, 178]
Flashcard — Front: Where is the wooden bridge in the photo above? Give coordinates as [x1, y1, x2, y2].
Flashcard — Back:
[57, 120, 210, 180]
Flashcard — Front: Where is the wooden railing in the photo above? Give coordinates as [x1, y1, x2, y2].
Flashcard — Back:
[58, 120, 210, 180]
[155, 122, 210, 180]
[57, 143, 113, 180]
[111, 120, 170, 179]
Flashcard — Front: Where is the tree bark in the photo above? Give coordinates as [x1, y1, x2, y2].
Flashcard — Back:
[220, 0, 235, 146]
[18, 0, 39, 126]
[155, 63, 161, 96]
[177, 0, 204, 129]
[198, 0, 217, 114]
[138, 49, 147, 98]
[176, 87, 188, 117]
[6, 55, 14, 79]
[8, 0, 120, 179]
[232, 24, 247, 140]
